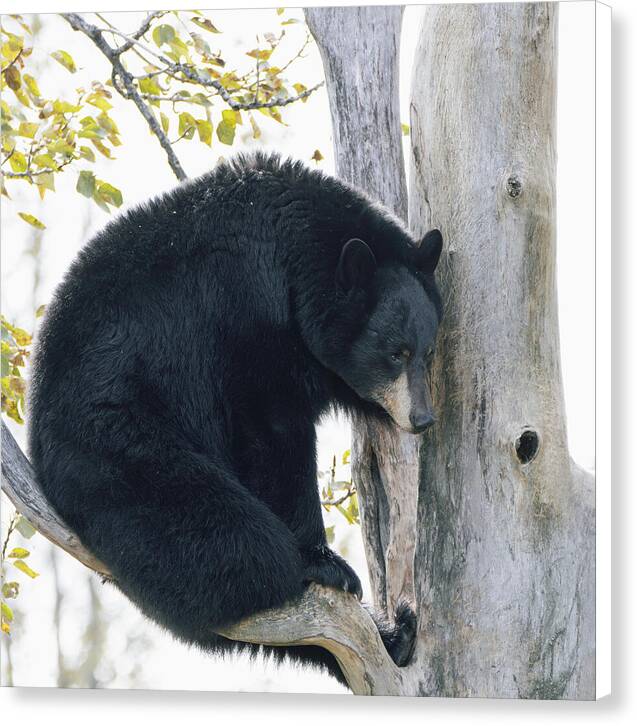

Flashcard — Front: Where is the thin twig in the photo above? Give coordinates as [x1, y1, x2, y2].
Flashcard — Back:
[91, 19, 324, 111]
[62, 12, 187, 181]
[1, 513, 18, 562]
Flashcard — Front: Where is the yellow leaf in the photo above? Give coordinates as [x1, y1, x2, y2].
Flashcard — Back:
[8, 151, 27, 173]
[249, 114, 261, 140]
[246, 48, 272, 62]
[191, 16, 220, 33]
[18, 212, 46, 230]
[7, 547, 29, 559]
[51, 49, 77, 73]
[196, 119, 212, 146]
[311, 149, 324, 163]
[13, 559, 39, 578]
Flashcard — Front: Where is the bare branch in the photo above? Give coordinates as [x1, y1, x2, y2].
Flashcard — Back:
[113, 11, 166, 55]
[0, 418, 403, 694]
[2, 159, 73, 180]
[1, 419, 110, 576]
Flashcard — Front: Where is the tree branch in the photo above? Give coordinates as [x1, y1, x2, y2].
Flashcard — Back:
[111, 11, 166, 55]
[62, 12, 187, 181]
[1, 419, 109, 576]
[0, 418, 403, 694]
[84, 16, 324, 112]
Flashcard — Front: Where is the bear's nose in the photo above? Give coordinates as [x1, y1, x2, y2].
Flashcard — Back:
[410, 411, 435, 433]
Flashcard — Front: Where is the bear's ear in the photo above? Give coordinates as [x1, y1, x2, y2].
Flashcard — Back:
[416, 228, 443, 273]
[336, 238, 377, 291]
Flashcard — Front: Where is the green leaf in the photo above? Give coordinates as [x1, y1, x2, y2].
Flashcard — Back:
[160, 112, 169, 135]
[249, 114, 261, 139]
[401, 123, 410, 136]
[336, 503, 355, 525]
[8, 151, 27, 173]
[97, 182, 122, 208]
[15, 515, 36, 538]
[246, 48, 272, 61]
[196, 119, 212, 146]
[23, 73, 41, 97]
[35, 172, 55, 198]
[90, 140, 113, 158]
[51, 49, 77, 73]
[325, 525, 335, 545]
[7, 547, 30, 559]
[13, 559, 39, 578]
[342, 449, 350, 465]
[1, 582, 19, 599]
[33, 153, 56, 168]
[92, 188, 110, 214]
[191, 16, 220, 33]
[17, 212, 46, 230]
[178, 111, 197, 136]
[168, 36, 190, 61]
[3, 65, 21, 91]
[152, 24, 176, 47]
[17, 121, 38, 138]
[86, 93, 112, 112]
[97, 113, 119, 135]
[76, 170, 96, 198]
[139, 77, 161, 96]
[216, 118, 235, 145]
[221, 109, 237, 128]
[79, 145, 95, 162]
[52, 99, 81, 114]
[1, 602, 13, 622]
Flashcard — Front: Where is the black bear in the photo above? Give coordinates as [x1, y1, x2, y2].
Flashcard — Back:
[28, 152, 442, 686]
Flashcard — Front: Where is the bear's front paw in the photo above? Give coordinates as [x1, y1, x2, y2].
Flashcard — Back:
[301, 545, 363, 600]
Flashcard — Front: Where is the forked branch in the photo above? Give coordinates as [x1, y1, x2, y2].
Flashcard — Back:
[0, 418, 403, 695]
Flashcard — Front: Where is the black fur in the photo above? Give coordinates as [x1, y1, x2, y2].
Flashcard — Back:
[28, 152, 441, 686]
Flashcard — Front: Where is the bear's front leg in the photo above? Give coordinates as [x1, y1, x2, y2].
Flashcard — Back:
[301, 544, 363, 600]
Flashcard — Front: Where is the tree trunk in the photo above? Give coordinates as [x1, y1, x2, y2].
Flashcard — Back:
[1, 2, 596, 699]
[305, 4, 421, 623]
[307, 2, 595, 699]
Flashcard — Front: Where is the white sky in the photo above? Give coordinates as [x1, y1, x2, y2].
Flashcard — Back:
[0, 1, 595, 693]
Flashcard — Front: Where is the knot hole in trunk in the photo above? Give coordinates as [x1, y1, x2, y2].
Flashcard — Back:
[515, 429, 540, 464]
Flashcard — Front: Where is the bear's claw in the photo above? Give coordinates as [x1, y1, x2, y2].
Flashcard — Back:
[301, 544, 363, 600]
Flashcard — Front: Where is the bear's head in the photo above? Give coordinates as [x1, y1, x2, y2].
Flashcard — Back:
[333, 229, 443, 434]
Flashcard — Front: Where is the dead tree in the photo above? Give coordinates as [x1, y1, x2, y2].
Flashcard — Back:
[407, 2, 595, 699]
[1, 3, 595, 698]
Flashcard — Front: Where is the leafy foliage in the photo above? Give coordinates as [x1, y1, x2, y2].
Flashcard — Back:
[1, 314, 32, 424]
[1, 14, 123, 218]
[1, 513, 38, 635]
[319, 450, 359, 526]
[1, 9, 321, 223]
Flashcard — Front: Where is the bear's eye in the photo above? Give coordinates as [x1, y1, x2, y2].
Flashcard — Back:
[390, 349, 410, 364]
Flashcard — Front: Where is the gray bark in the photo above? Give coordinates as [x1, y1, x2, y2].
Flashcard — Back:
[307, 1, 595, 699]
[305, 4, 421, 621]
[408, 2, 595, 699]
